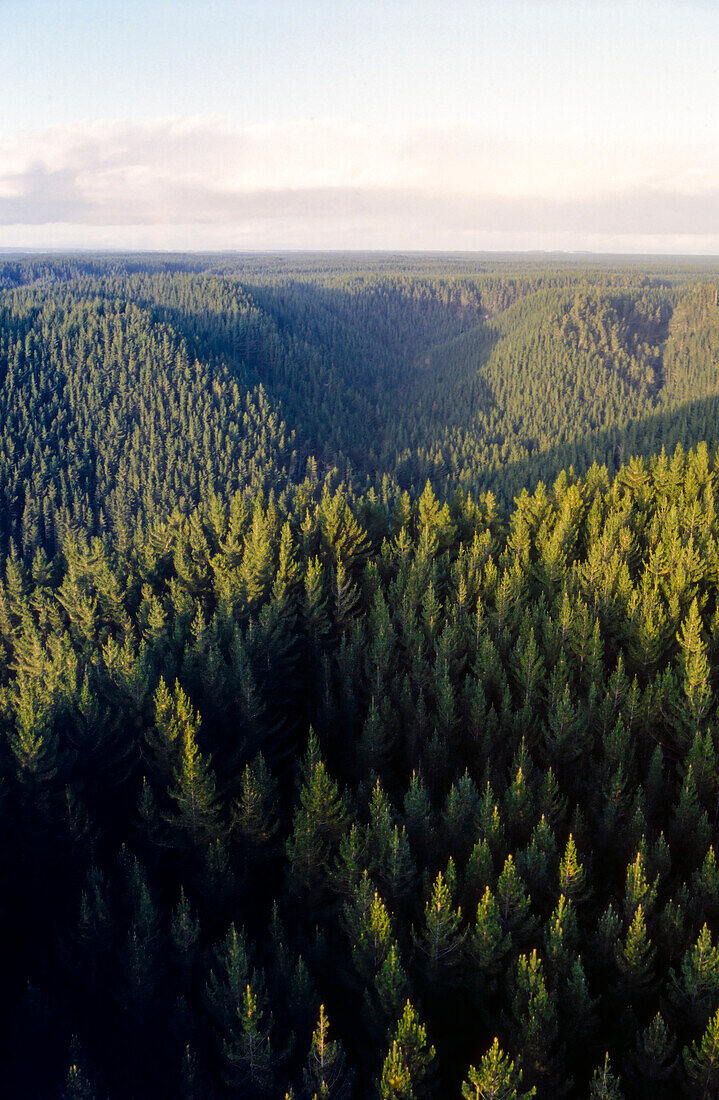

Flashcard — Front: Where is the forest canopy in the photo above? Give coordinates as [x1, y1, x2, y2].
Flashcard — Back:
[2, 253, 719, 1098]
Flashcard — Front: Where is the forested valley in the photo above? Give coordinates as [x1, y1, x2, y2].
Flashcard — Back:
[3, 253, 719, 1098]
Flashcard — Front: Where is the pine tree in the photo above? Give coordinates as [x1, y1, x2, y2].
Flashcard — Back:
[461, 1038, 535, 1100]
[677, 598, 712, 732]
[234, 752, 279, 866]
[343, 873, 393, 984]
[615, 905, 655, 996]
[403, 771, 434, 863]
[669, 924, 719, 1031]
[588, 1053, 624, 1100]
[286, 729, 348, 906]
[378, 1002, 436, 1099]
[562, 956, 597, 1046]
[468, 886, 511, 981]
[147, 677, 198, 785]
[373, 943, 409, 1029]
[630, 1013, 676, 1092]
[464, 838, 494, 907]
[413, 862, 464, 983]
[170, 885, 200, 982]
[545, 894, 579, 977]
[223, 982, 275, 1095]
[510, 951, 558, 1089]
[179, 1043, 203, 1100]
[166, 719, 221, 846]
[671, 767, 711, 872]
[623, 850, 657, 921]
[558, 834, 587, 903]
[378, 1041, 414, 1100]
[303, 1005, 352, 1099]
[496, 855, 535, 942]
[119, 853, 161, 1011]
[691, 846, 719, 926]
[62, 1037, 96, 1100]
[357, 696, 393, 780]
[205, 922, 251, 1035]
[683, 1007, 719, 1099]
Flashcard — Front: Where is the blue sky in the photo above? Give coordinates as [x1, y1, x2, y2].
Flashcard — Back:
[1, 0, 718, 250]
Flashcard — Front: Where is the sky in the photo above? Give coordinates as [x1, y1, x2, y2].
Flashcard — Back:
[1, 0, 718, 252]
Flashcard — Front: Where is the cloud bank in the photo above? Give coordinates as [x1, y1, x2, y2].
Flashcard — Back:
[1, 118, 719, 251]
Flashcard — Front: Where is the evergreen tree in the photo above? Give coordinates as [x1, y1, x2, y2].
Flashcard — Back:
[223, 982, 276, 1096]
[166, 719, 221, 846]
[684, 1008, 719, 1099]
[588, 1054, 623, 1100]
[413, 862, 464, 983]
[461, 1038, 535, 1100]
[303, 1005, 352, 1100]
[378, 1002, 436, 1099]
[286, 730, 348, 906]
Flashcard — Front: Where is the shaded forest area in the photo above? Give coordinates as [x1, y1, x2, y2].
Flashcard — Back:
[2, 254, 719, 1098]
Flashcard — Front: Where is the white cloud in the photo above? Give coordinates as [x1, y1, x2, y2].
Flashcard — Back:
[1, 117, 719, 250]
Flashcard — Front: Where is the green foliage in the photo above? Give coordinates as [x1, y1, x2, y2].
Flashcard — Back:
[378, 1002, 436, 1099]
[286, 730, 348, 905]
[303, 1005, 351, 1100]
[588, 1053, 624, 1100]
[166, 718, 221, 846]
[412, 862, 464, 982]
[683, 1008, 719, 1099]
[461, 1038, 535, 1100]
[5, 256, 719, 1096]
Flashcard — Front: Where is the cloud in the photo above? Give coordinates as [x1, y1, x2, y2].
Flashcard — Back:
[1, 117, 719, 249]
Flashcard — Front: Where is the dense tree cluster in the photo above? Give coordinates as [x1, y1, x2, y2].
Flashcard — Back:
[3, 254, 719, 1097]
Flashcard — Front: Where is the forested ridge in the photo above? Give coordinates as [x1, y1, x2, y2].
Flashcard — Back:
[3, 254, 719, 1098]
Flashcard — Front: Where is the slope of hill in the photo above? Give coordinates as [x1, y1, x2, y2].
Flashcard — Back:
[2, 254, 719, 1098]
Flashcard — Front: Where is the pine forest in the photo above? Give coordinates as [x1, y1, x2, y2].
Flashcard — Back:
[4, 252, 719, 1099]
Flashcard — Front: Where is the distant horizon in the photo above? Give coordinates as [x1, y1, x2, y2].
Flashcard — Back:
[3, 247, 719, 262]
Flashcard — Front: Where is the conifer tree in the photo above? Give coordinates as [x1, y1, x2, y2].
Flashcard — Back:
[669, 924, 719, 1031]
[558, 834, 587, 903]
[378, 1042, 413, 1100]
[588, 1053, 624, 1100]
[303, 1005, 352, 1100]
[461, 1038, 535, 1100]
[372, 943, 409, 1029]
[343, 873, 394, 984]
[615, 905, 655, 996]
[403, 772, 434, 863]
[496, 856, 535, 941]
[223, 982, 276, 1096]
[378, 1002, 436, 1099]
[234, 752, 279, 867]
[683, 1008, 719, 1099]
[62, 1037, 96, 1100]
[630, 1013, 676, 1092]
[677, 598, 712, 732]
[691, 846, 719, 925]
[170, 885, 201, 981]
[468, 887, 511, 982]
[166, 719, 221, 846]
[286, 729, 348, 905]
[205, 922, 251, 1035]
[509, 951, 558, 1090]
[464, 838, 494, 907]
[623, 850, 657, 921]
[147, 678, 198, 785]
[413, 862, 464, 983]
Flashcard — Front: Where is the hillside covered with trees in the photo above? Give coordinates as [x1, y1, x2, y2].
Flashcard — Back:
[3, 254, 719, 1098]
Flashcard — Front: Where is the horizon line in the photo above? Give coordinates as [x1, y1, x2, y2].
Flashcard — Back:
[3, 247, 719, 261]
